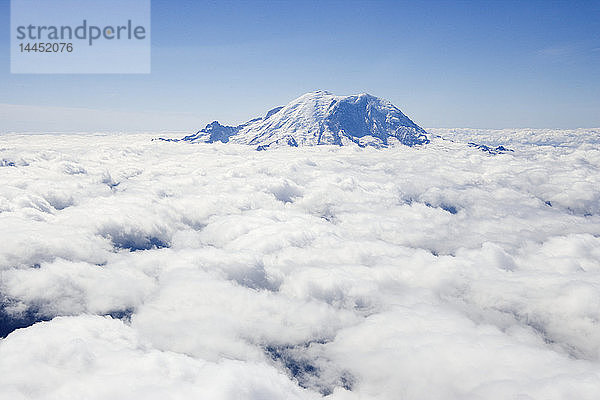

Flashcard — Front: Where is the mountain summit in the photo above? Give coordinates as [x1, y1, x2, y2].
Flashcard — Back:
[180, 91, 429, 149]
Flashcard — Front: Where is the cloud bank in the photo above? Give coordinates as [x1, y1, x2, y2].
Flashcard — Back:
[1, 130, 599, 399]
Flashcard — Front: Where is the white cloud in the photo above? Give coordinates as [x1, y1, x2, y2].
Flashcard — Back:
[1, 130, 600, 398]
[0, 315, 315, 400]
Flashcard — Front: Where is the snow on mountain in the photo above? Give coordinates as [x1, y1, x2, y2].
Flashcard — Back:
[181, 91, 429, 149]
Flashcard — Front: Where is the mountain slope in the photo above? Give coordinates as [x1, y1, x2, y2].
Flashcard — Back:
[183, 91, 429, 149]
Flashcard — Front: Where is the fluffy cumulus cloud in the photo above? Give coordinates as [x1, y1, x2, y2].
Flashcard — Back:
[1, 129, 599, 399]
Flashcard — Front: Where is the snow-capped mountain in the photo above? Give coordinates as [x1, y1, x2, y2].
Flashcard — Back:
[181, 91, 429, 149]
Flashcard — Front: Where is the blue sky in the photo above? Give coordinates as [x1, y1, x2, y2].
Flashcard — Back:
[1, 0, 599, 132]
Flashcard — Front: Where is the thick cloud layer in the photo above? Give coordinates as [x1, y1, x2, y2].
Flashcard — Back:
[1, 130, 599, 399]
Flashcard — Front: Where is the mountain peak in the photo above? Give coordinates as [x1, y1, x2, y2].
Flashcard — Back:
[307, 89, 334, 95]
[181, 91, 429, 149]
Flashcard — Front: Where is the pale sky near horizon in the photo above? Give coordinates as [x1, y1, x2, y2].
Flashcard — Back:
[1, 0, 599, 133]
